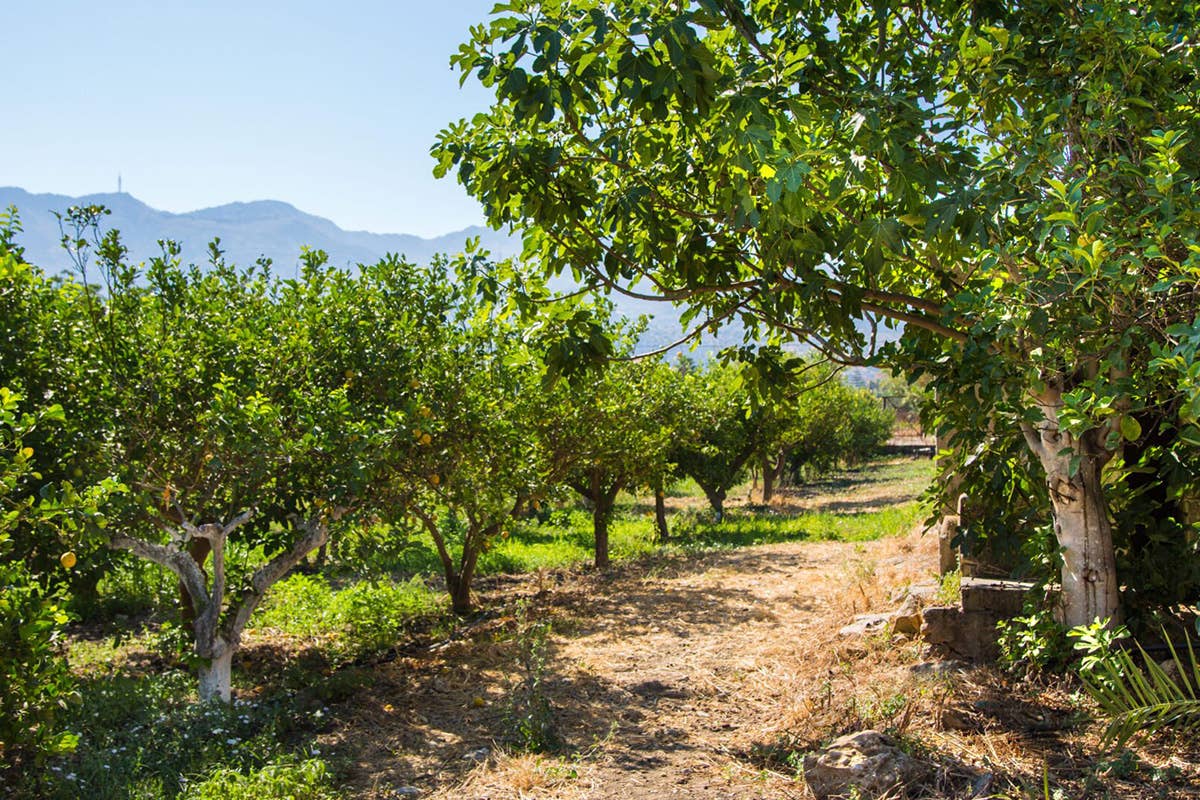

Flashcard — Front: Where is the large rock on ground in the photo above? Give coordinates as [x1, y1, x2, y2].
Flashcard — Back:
[803, 730, 931, 799]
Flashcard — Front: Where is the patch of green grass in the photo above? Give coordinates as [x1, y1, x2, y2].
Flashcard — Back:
[479, 509, 657, 574]
[671, 501, 925, 550]
[252, 574, 445, 656]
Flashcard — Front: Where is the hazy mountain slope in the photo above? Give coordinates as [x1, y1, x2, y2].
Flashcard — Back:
[0, 187, 518, 274]
[1, 186, 880, 360]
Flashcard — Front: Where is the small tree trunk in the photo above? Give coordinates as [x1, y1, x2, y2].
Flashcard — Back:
[594, 501, 612, 569]
[1023, 396, 1121, 628]
[761, 452, 787, 503]
[761, 454, 775, 503]
[588, 471, 620, 569]
[197, 648, 233, 704]
[654, 487, 669, 543]
[448, 573, 473, 616]
[703, 487, 726, 521]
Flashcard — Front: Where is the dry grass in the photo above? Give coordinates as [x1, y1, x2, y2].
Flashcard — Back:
[316, 517, 1199, 800]
[70, 459, 1200, 798]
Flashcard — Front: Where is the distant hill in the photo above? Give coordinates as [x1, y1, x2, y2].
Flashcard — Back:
[0, 186, 519, 274]
[0, 186, 731, 355]
[0, 187, 896, 364]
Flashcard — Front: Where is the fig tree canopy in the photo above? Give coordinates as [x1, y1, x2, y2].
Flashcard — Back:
[435, 0, 1200, 626]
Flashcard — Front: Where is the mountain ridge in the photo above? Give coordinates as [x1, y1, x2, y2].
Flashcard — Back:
[0, 186, 516, 274]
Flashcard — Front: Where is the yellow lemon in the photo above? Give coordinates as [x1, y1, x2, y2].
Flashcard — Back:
[419, 405, 432, 418]
[60, 552, 77, 570]
[419, 433, 432, 446]
[429, 474, 441, 486]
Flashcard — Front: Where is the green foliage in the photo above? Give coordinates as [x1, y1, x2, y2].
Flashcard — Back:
[0, 388, 119, 784]
[39, 670, 335, 800]
[538, 325, 679, 565]
[502, 601, 559, 752]
[935, 569, 961, 607]
[179, 758, 338, 800]
[439, 0, 1200, 626]
[779, 365, 895, 480]
[669, 360, 762, 517]
[1071, 620, 1200, 748]
[996, 608, 1070, 677]
[253, 573, 444, 657]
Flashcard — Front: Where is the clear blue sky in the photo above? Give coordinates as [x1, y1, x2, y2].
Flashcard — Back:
[7, 1, 499, 237]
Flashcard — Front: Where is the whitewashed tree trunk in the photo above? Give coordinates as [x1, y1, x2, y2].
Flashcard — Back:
[198, 647, 233, 704]
[1022, 388, 1122, 628]
[111, 507, 335, 703]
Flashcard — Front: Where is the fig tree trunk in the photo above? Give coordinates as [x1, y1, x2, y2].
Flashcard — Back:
[1023, 392, 1121, 628]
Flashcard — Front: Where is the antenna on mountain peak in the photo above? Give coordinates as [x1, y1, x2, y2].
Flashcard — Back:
[118, 173, 123, 194]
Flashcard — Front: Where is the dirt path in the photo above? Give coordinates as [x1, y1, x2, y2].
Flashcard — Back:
[332, 529, 937, 799]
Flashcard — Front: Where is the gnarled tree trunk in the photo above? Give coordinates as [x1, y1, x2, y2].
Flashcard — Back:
[112, 508, 333, 703]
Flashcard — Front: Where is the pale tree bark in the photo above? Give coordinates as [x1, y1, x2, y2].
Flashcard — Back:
[111, 508, 334, 703]
[1021, 386, 1121, 628]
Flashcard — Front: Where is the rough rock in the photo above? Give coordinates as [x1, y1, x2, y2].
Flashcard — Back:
[891, 594, 924, 637]
[803, 730, 931, 799]
[908, 659, 964, 678]
[960, 578, 1032, 617]
[462, 746, 490, 762]
[890, 583, 940, 604]
[838, 613, 891, 637]
[921, 605, 1005, 661]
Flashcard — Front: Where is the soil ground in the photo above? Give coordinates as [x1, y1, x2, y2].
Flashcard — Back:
[312, 480, 1200, 799]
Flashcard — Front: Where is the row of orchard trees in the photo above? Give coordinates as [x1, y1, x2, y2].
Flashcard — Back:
[0, 206, 892, 714]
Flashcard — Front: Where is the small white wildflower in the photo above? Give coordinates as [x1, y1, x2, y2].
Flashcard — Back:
[226, 737, 239, 745]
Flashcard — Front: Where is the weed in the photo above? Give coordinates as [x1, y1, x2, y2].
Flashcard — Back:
[502, 601, 559, 753]
[997, 607, 1069, 676]
[252, 574, 444, 659]
[936, 568, 961, 606]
